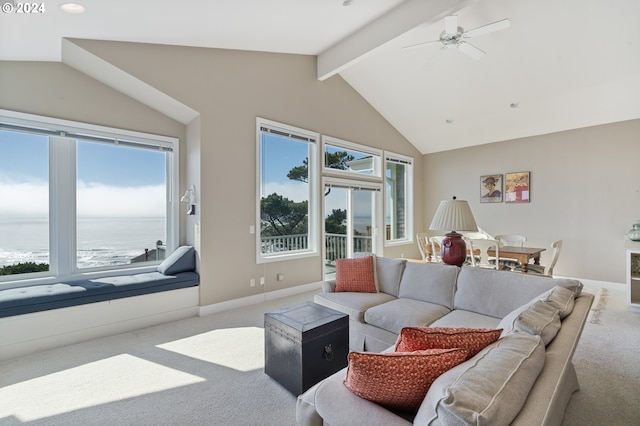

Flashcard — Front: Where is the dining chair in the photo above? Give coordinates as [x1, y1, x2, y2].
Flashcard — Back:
[465, 238, 500, 269]
[495, 234, 527, 247]
[461, 231, 490, 240]
[429, 236, 446, 263]
[494, 234, 527, 270]
[461, 227, 494, 240]
[416, 233, 430, 261]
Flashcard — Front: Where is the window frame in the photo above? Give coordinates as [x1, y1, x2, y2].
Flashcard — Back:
[0, 109, 180, 284]
[322, 136, 383, 180]
[384, 151, 414, 246]
[256, 117, 319, 263]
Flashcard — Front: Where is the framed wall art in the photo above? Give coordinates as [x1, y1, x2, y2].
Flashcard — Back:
[505, 172, 530, 203]
[480, 174, 503, 203]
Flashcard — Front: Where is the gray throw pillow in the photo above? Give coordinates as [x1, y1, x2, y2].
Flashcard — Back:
[157, 246, 195, 275]
[515, 300, 561, 346]
[416, 333, 545, 425]
[543, 285, 576, 319]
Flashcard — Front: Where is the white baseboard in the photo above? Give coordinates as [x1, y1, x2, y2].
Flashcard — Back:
[198, 281, 322, 316]
[0, 287, 199, 361]
[564, 276, 626, 294]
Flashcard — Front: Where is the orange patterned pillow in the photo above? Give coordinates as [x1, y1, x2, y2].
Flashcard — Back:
[335, 256, 376, 293]
[394, 327, 502, 360]
[343, 348, 467, 412]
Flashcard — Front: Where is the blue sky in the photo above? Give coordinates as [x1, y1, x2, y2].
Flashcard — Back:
[0, 130, 166, 217]
[0, 130, 164, 185]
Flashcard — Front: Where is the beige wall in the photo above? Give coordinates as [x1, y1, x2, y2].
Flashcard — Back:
[1, 42, 423, 306]
[423, 119, 640, 283]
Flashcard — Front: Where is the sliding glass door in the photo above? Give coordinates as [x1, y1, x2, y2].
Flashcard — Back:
[323, 179, 381, 279]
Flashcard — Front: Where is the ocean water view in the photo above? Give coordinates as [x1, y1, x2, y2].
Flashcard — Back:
[0, 217, 166, 269]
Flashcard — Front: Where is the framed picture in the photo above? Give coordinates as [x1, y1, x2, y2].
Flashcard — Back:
[480, 174, 503, 203]
[505, 172, 530, 203]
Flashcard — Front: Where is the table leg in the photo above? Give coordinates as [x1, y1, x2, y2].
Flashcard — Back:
[518, 254, 530, 273]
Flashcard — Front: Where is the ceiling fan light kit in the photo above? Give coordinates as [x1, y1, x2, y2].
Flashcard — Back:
[404, 15, 510, 63]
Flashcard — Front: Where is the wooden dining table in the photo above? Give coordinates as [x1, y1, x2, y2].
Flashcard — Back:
[488, 246, 546, 273]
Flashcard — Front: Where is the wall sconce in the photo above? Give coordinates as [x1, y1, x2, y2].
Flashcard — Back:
[180, 185, 196, 215]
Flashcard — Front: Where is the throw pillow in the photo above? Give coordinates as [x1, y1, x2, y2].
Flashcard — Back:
[157, 245, 195, 275]
[343, 348, 468, 412]
[515, 300, 561, 345]
[335, 256, 376, 293]
[544, 285, 575, 319]
[416, 333, 545, 425]
[394, 327, 502, 360]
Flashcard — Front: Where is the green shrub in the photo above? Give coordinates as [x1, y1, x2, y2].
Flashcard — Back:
[0, 262, 49, 275]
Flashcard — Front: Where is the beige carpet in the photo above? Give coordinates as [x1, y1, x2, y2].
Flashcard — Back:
[562, 286, 640, 425]
[1, 286, 638, 425]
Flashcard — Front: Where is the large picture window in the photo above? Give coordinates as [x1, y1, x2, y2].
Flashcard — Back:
[0, 110, 178, 282]
[257, 118, 318, 262]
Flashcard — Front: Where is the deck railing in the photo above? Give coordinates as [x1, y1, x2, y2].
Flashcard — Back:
[261, 233, 372, 263]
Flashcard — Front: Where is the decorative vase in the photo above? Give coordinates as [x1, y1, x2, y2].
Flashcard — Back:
[628, 220, 640, 241]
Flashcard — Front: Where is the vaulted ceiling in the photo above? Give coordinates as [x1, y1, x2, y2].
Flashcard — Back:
[2, 0, 639, 154]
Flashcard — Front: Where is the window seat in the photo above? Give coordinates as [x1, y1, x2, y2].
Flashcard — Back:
[0, 246, 198, 318]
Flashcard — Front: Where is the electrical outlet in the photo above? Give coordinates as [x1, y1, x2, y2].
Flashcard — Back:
[260, 277, 265, 285]
[250, 278, 255, 287]
[277, 273, 284, 281]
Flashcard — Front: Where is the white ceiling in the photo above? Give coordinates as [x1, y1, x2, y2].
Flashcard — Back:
[1, 0, 639, 154]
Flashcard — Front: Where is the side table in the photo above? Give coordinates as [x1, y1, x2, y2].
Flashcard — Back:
[264, 301, 349, 395]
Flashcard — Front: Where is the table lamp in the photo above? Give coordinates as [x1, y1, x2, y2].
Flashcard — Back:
[429, 196, 478, 266]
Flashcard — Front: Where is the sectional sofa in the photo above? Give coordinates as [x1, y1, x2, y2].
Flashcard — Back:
[296, 256, 593, 426]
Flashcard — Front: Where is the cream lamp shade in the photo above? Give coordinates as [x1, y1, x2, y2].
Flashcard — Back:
[429, 197, 478, 232]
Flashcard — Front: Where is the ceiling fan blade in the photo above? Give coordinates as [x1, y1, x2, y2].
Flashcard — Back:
[402, 40, 440, 51]
[457, 42, 485, 59]
[421, 46, 445, 71]
[444, 15, 458, 34]
[463, 18, 510, 39]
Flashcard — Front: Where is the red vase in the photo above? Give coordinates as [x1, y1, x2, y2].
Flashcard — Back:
[440, 232, 467, 266]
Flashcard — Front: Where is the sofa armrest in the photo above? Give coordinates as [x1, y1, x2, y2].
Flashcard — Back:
[312, 370, 412, 426]
[322, 279, 336, 293]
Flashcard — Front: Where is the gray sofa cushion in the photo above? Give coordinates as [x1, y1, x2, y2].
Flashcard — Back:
[157, 245, 195, 275]
[454, 267, 582, 318]
[375, 256, 406, 296]
[314, 292, 396, 322]
[416, 333, 545, 425]
[364, 298, 451, 334]
[429, 309, 502, 329]
[398, 262, 459, 309]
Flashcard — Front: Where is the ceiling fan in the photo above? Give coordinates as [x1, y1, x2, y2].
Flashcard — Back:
[404, 15, 510, 65]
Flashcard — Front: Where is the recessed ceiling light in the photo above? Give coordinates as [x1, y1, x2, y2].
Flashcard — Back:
[445, 119, 453, 124]
[343, 0, 354, 6]
[510, 102, 520, 109]
[60, 3, 85, 14]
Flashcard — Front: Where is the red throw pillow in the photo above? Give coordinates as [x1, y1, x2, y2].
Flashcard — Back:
[335, 256, 376, 293]
[343, 348, 467, 412]
[394, 327, 502, 360]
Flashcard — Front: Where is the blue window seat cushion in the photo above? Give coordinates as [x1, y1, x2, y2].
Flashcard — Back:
[0, 246, 198, 318]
